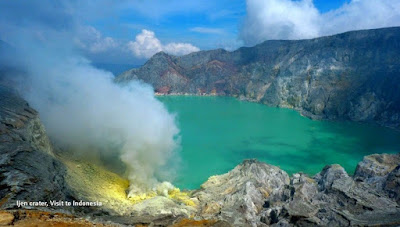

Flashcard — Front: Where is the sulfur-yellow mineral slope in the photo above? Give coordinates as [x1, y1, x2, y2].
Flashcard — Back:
[61, 154, 197, 218]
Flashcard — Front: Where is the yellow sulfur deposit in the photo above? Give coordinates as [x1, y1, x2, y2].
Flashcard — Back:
[168, 188, 196, 207]
[128, 191, 157, 203]
[59, 153, 196, 216]
[127, 183, 196, 207]
[62, 158, 133, 210]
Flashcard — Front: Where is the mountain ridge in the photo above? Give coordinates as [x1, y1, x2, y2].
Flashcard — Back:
[116, 27, 400, 129]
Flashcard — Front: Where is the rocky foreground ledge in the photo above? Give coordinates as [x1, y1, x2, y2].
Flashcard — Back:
[0, 85, 399, 226]
[194, 156, 400, 226]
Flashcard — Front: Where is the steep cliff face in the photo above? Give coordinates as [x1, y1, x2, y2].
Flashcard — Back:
[116, 27, 400, 129]
[0, 85, 72, 210]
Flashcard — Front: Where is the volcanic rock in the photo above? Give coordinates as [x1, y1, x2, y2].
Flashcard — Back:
[193, 159, 290, 226]
[192, 156, 400, 227]
[0, 85, 72, 210]
[116, 27, 400, 129]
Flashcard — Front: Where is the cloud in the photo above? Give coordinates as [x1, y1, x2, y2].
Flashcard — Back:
[164, 43, 200, 56]
[128, 29, 199, 58]
[75, 26, 119, 53]
[127, 30, 163, 58]
[0, 1, 202, 64]
[240, 0, 320, 45]
[240, 0, 400, 46]
[190, 27, 225, 34]
[321, 0, 400, 34]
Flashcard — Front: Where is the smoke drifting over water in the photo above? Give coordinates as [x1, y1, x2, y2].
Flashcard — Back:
[4, 39, 180, 194]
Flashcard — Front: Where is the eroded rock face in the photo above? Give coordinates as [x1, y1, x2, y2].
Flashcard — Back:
[193, 160, 290, 226]
[0, 85, 72, 210]
[116, 27, 400, 129]
[385, 166, 400, 204]
[193, 155, 400, 227]
[354, 153, 400, 187]
[354, 153, 400, 206]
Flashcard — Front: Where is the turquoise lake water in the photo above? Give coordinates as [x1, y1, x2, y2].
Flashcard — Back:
[158, 96, 400, 190]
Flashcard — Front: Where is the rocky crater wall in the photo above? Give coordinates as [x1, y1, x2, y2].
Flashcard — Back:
[0, 85, 73, 211]
[0, 85, 399, 226]
[116, 27, 400, 129]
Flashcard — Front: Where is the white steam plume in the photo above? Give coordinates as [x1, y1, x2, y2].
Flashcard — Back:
[11, 39, 180, 194]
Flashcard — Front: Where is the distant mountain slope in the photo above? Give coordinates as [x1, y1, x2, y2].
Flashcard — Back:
[92, 63, 141, 76]
[116, 27, 400, 129]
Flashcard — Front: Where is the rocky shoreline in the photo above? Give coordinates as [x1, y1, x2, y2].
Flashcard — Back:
[0, 85, 399, 226]
[155, 92, 219, 96]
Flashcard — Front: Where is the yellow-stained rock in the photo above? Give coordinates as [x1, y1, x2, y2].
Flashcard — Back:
[168, 188, 197, 207]
[0, 211, 14, 226]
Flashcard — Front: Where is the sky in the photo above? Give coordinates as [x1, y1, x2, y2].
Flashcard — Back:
[0, 0, 399, 67]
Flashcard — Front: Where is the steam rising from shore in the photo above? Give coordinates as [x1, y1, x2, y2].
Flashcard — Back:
[7, 40, 180, 194]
